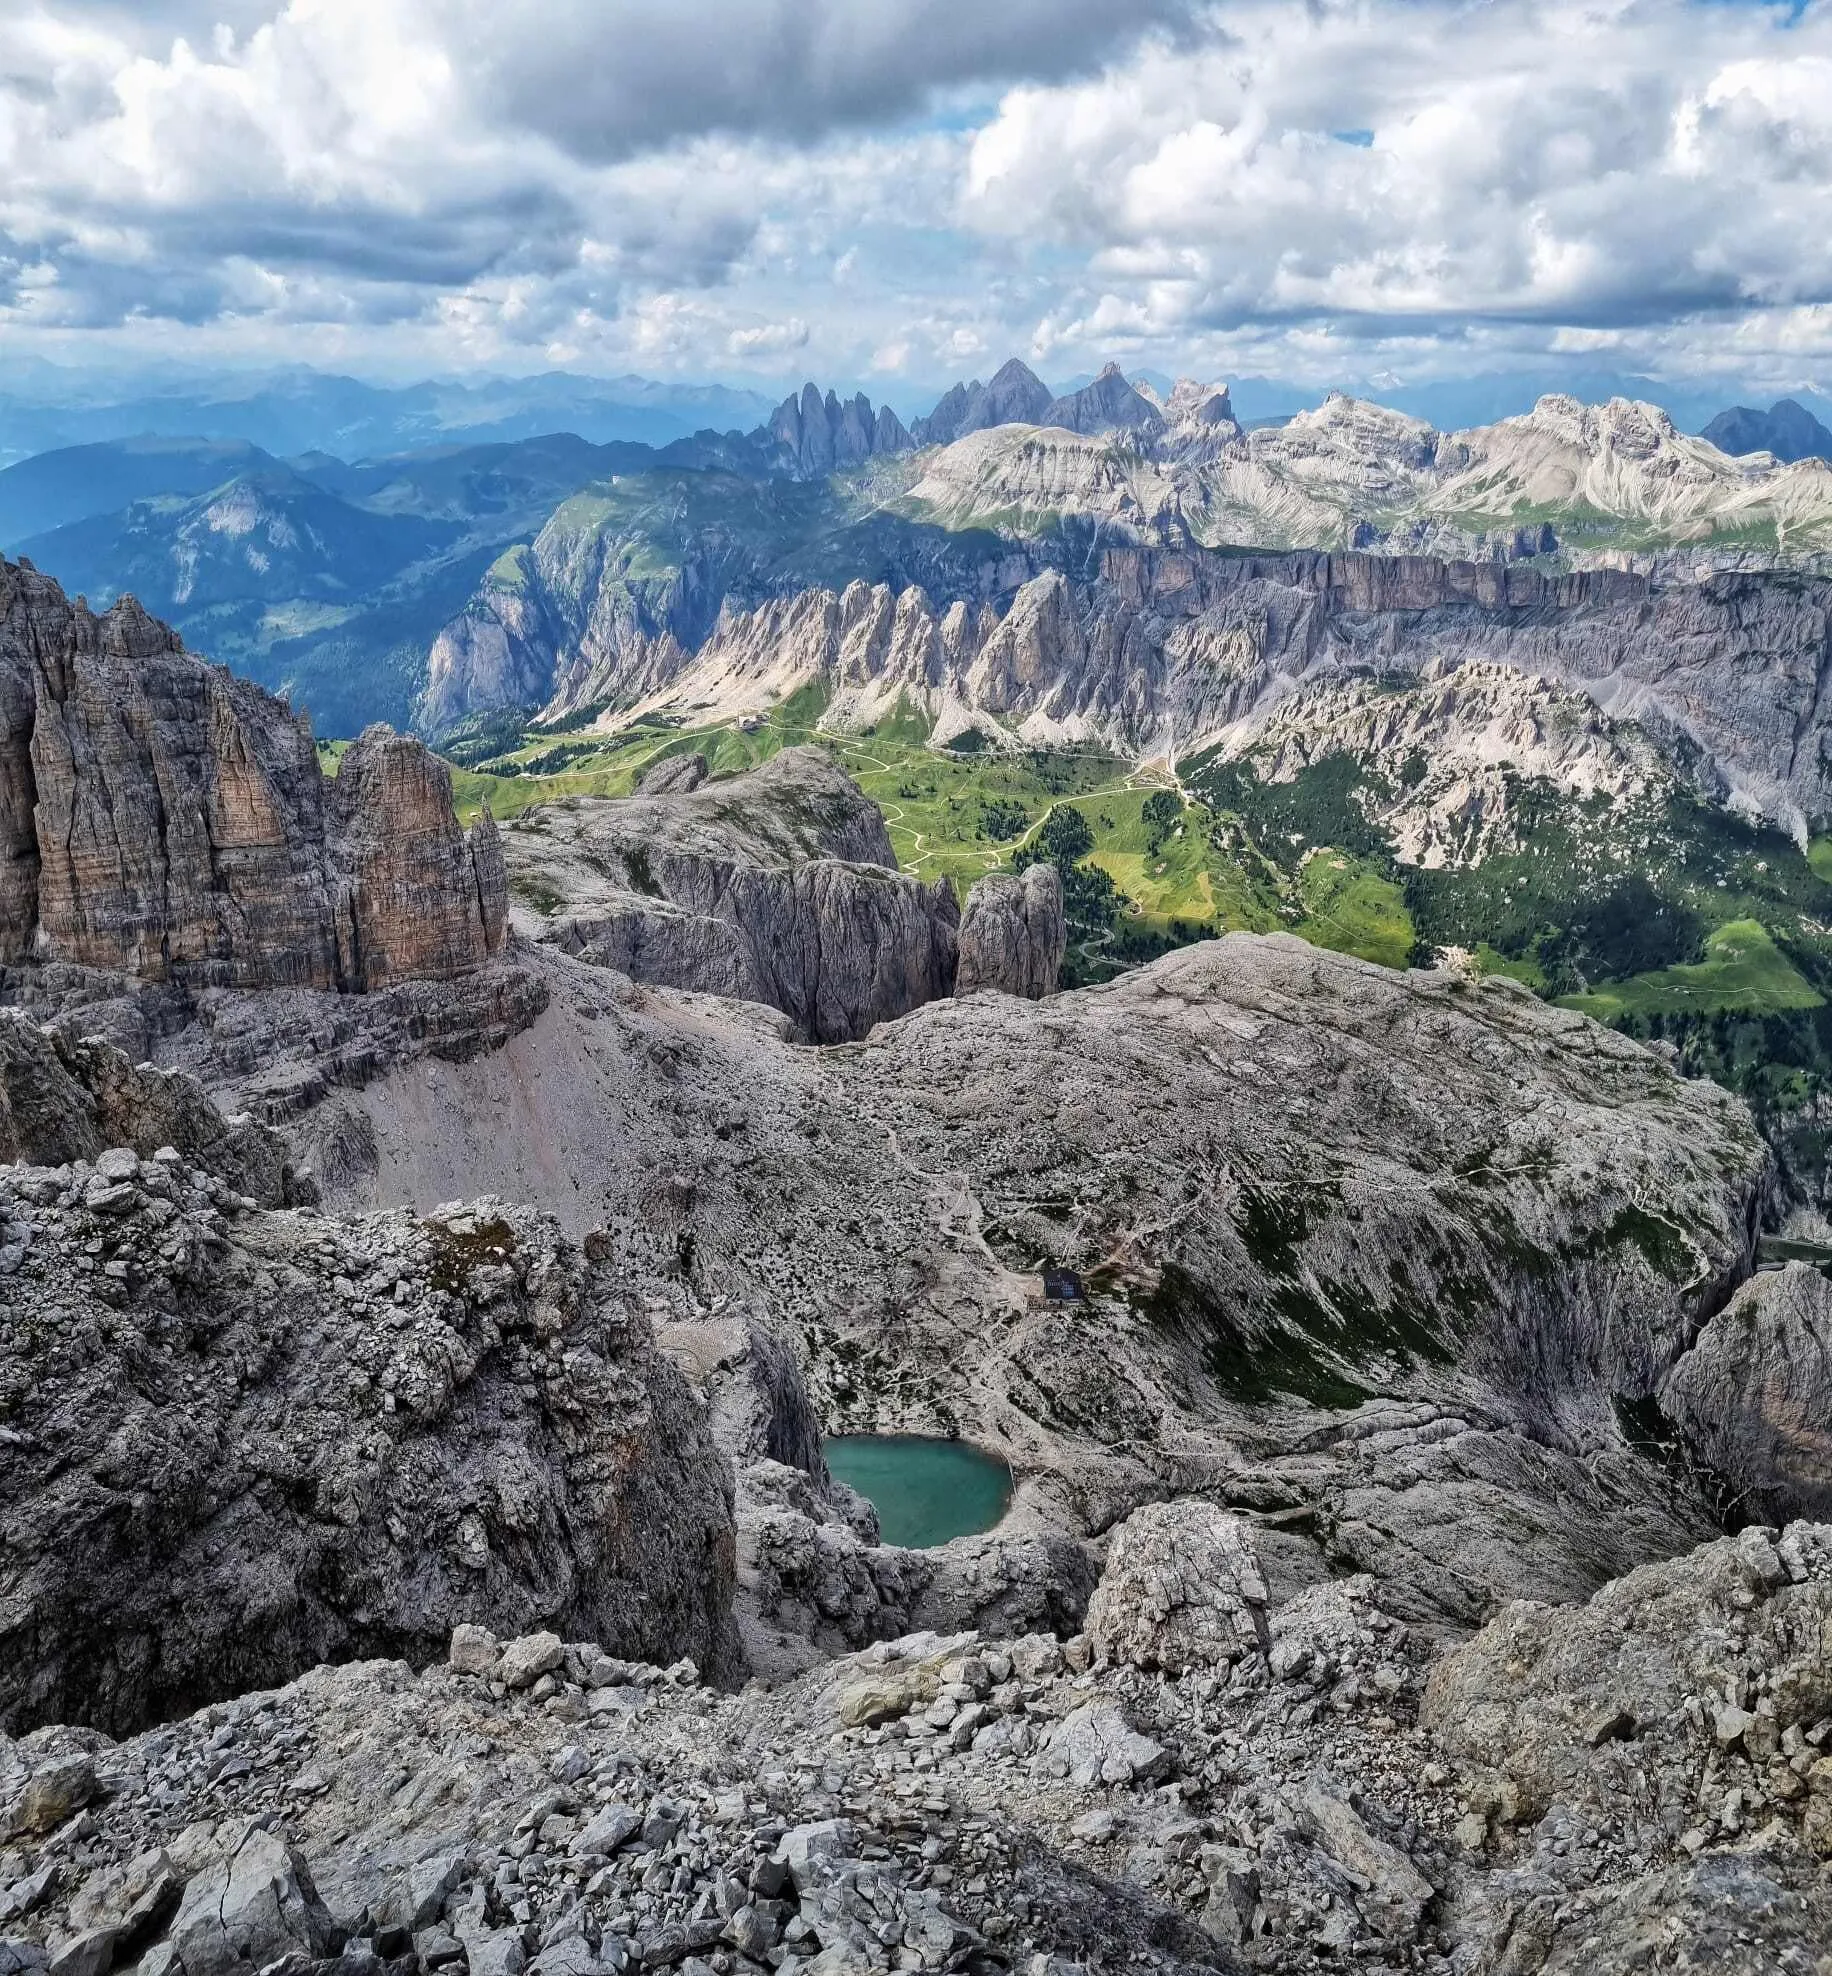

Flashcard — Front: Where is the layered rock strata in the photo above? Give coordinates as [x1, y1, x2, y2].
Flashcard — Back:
[0, 559, 505, 991]
[458, 524, 1832, 832]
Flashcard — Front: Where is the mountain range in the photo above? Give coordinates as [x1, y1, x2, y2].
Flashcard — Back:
[9, 357, 1832, 736]
[0, 366, 778, 470]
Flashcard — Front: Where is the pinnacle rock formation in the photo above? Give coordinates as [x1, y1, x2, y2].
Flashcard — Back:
[763, 384, 912, 477]
[0, 557, 506, 993]
[955, 863, 1066, 998]
[328, 727, 507, 991]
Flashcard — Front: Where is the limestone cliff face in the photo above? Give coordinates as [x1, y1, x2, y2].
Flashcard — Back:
[507, 547, 1832, 832]
[418, 548, 558, 734]
[502, 747, 960, 1041]
[956, 864, 1066, 998]
[0, 557, 506, 992]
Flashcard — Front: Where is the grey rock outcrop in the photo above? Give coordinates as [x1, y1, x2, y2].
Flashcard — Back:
[502, 747, 960, 1041]
[0, 1180, 739, 1736]
[163, 1828, 332, 1976]
[1085, 1501, 1271, 1673]
[633, 750, 707, 796]
[0, 558, 506, 992]
[6, 1522, 1832, 1976]
[956, 863, 1065, 998]
[0, 1013, 299, 1205]
[1420, 1521, 1832, 1841]
[1657, 1261, 1832, 1523]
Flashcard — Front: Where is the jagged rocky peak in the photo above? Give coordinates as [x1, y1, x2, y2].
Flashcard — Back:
[1157, 374, 1237, 427]
[1040, 360, 1166, 438]
[1703, 395, 1832, 465]
[764, 382, 912, 476]
[1268, 387, 1442, 468]
[0, 554, 505, 994]
[913, 357, 1055, 445]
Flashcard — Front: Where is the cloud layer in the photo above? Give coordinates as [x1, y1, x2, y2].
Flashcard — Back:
[2, 0, 1831, 398]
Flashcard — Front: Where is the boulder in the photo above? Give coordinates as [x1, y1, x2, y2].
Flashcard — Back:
[1296, 1774, 1432, 1942]
[1085, 1500, 1269, 1672]
[1038, 1702, 1172, 1788]
[2, 1757, 94, 1837]
[166, 1829, 332, 1976]
[498, 1633, 566, 1692]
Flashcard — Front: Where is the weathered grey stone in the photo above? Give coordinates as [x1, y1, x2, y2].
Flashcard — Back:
[0, 1201, 739, 1737]
[498, 1634, 566, 1692]
[1420, 1522, 1832, 1838]
[1085, 1501, 1269, 1672]
[772, 1821, 856, 1894]
[955, 865, 1065, 1000]
[570, 1808, 641, 1858]
[447, 1624, 501, 1678]
[1296, 1774, 1432, 1942]
[2, 1759, 94, 1838]
[1040, 1702, 1171, 1788]
[166, 1828, 332, 1976]
[1659, 1263, 1832, 1523]
[43, 1931, 113, 1976]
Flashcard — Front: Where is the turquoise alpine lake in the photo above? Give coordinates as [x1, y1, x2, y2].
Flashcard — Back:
[824, 1435, 1013, 1549]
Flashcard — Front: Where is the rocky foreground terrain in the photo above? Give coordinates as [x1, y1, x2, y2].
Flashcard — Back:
[4, 574, 1832, 1971]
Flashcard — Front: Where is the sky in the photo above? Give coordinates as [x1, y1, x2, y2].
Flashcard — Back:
[2, 0, 1831, 406]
